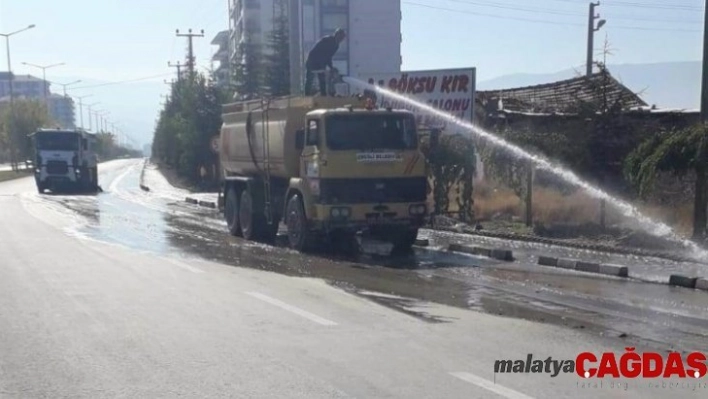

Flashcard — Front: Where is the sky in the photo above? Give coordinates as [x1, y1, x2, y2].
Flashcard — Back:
[0, 0, 704, 146]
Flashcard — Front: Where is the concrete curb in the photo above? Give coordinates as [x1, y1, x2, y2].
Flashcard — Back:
[696, 279, 708, 291]
[576, 261, 600, 274]
[536, 256, 628, 278]
[669, 275, 698, 289]
[139, 158, 150, 192]
[536, 257, 705, 288]
[557, 259, 577, 270]
[185, 197, 217, 209]
[538, 256, 558, 267]
[598, 264, 629, 278]
[448, 243, 515, 261]
[198, 200, 217, 209]
[431, 222, 708, 266]
[414, 239, 430, 247]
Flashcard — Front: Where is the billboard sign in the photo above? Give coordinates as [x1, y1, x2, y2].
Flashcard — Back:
[351, 68, 476, 130]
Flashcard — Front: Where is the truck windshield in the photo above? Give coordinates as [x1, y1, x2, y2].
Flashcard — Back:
[35, 132, 79, 151]
[326, 114, 417, 151]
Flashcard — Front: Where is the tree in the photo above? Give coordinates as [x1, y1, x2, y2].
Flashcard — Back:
[625, 124, 708, 240]
[264, 0, 291, 97]
[421, 131, 476, 222]
[151, 72, 226, 187]
[0, 100, 53, 168]
[233, 34, 264, 100]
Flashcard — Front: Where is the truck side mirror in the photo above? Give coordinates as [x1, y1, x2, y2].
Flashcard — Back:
[295, 129, 305, 150]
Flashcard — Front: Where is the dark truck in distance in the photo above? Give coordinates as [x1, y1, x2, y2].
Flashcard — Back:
[30, 129, 99, 194]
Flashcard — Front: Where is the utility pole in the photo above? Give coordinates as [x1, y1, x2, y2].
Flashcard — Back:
[54, 79, 81, 97]
[586, 2, 606, 76]
[85, 103, 99, 131]
[22, 62, 65, 102]
[1, 24, 35, 171]
[227, 0, 233, 88]
[168, 61, 185, 82]
[74, 94, 92, 130]
[701, 0, 708, 125]
[586, 1, 608, 227]
[695, 0, 708, 240]
[176, 29, 204, 80]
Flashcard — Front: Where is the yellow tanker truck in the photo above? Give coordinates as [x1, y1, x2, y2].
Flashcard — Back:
[218, 96, 428, 253]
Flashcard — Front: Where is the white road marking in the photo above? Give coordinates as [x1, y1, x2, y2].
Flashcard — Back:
[450, 372, 535, 399]
[108, 163, 135, 195]
[165, 258, 204, 274]
[245, 291, 338, 326]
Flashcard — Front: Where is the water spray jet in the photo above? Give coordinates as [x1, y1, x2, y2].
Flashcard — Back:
[344, 76, 708, 262]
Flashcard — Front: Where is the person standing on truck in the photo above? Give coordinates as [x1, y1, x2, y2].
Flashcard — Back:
[304, 28, 346, 96]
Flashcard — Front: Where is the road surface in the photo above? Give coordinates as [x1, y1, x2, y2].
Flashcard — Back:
[1, 159, 707, 398]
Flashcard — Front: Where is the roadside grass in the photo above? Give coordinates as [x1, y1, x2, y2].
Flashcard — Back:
[436, 179, 694, 237]
[0, 170, 32, 183]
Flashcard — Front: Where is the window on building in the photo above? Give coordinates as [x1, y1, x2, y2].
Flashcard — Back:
[244, 0, 260, 8]
[321, 13, 347, 32]
[302, 3, 316, 43]
[245, 18, 261, 33]
[322, 0, 348, 8]
[332, 60, 348, 76]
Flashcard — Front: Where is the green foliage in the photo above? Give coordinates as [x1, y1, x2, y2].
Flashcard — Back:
[94, 132, 142, 160]
[624, 124, 708, 197]
[264, 0, 291, 97]
[0, 100, 52, 165]
[233, 35, 264, 100]
[152, 73, 227, 187]
[421, 131, 476, 222]
[481, 64, 639, 197]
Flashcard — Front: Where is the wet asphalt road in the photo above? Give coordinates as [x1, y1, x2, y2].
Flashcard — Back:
[2, 158, 708, 398]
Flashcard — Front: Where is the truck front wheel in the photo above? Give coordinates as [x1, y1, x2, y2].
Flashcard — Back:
[391, 228, 419, 255]
[286, 194, 315, 252]
[225, 188, 242, 237]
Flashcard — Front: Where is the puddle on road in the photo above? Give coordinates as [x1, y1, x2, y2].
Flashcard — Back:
[37, 167, 708, 353]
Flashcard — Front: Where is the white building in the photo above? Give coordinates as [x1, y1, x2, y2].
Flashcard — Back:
[211, 30, 231, 87]
[228, 0, 402, 94]
[230, 0, 276, 61]
[47, 94, 75, 129]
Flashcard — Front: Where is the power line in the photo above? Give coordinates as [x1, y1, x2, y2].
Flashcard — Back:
[403, 1, 584, 26]
[441, 0, 581, 17]
[546, 0, 701, 11]
[403, 1, 702, 32]
[440, 0, 702, 24]
[72, 73, 173, 90]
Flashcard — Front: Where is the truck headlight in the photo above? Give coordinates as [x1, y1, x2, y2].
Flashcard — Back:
[409, 204, 426, 215]
[309, 179, 320, 196]
[75, 169, 81, 175]
[330, 207, 351, 218]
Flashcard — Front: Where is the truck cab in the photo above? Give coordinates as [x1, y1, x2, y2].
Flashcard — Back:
[287, 107, 427, 252]
[31, 129, 99, 194]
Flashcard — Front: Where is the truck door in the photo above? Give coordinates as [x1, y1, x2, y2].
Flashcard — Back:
[302, 118, 321, 179]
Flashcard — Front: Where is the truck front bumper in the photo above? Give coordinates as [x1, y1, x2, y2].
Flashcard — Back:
[310, 203, 427, 232]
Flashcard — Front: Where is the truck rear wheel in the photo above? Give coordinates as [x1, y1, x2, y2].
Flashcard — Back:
[286, 194, 315, 252]
[240, 188, 269, 242]
[91, 167, 99, 191]
[225, 188, 242, 237]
